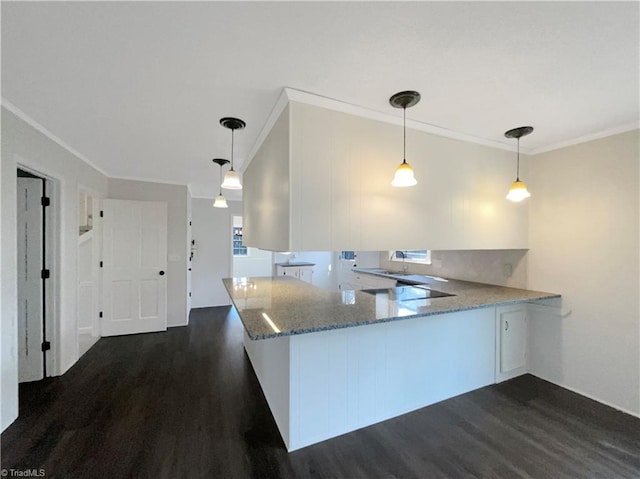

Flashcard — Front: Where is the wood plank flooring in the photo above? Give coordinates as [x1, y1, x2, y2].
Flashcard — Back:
[2, 306, 639, 478]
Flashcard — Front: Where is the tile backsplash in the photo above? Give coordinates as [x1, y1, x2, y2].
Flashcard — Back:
[379, 250, 528, 288]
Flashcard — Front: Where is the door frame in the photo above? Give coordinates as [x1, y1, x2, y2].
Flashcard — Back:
[77, 185, 102, 350]
[16, 160, 60, 377]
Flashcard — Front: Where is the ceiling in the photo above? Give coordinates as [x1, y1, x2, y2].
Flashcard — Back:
[2, 2, 638, 199]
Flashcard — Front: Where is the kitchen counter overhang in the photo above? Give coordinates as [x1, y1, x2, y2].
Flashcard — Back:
[222, 276, 560, 340]
[223, 275, 561, 452]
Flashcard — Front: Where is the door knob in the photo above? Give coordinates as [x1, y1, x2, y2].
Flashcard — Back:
[159, 271, 165, 276]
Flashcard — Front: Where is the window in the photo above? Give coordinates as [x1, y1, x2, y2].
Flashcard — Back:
[233, 227, 248, 257]
[389, 250, 431, 265]
[340, 251, 356, 260]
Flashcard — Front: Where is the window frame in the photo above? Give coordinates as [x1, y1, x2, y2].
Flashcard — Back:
[388, 250, 431, 265]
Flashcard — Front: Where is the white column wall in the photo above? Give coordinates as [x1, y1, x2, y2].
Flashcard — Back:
[527, 129, 640, 416]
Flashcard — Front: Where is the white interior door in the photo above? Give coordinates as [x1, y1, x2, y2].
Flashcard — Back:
[17, 177, 44, 382]
[102, 199, 167, 336]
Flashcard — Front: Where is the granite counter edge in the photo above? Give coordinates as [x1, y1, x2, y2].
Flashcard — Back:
[239, 292, 561, 341]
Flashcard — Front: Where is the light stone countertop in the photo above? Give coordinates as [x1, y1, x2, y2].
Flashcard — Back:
[222, 276, 561, 340]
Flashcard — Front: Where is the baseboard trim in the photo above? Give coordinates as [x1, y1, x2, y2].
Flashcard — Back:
[529, 373, 640, 419]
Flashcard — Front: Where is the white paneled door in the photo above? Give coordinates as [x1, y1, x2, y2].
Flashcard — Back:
[17, 177, 44, 382]
[102, 199, 168, 336]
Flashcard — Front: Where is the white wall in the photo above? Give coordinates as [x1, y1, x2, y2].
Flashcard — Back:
[191, 199, 241, 308]
[1, 107, 108, 431]
[0, 115, 4, 430]
[528, 129, 639, 416]
[107, 179, 189, 327]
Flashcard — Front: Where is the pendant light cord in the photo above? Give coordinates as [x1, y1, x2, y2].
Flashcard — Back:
[516, 138, 520, 181]
[230, 129, 235, 171]
[403, 107, 407, 163]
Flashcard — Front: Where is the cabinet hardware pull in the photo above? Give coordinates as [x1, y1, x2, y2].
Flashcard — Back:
[505, 321, 509, 331]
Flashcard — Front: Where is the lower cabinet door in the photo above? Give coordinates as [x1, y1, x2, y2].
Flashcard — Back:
[299, 267, 313, 284]
[495, 305, 527, 382]
[277, 266, 299, 278]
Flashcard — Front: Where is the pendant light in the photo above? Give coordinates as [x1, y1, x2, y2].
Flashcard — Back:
[504, 126, 533, 202]
[220, 117, 246, 190]
[390, 91, 420, 187]
[212, 158, 230, 208]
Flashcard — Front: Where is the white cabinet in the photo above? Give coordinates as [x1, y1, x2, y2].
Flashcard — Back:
[276, 265, 314, 284]
[299, 267, 313, 284]
[244, 99, 528, 252]
[495, 305, 528, 382]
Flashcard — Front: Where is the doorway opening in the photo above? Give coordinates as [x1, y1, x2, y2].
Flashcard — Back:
[77, 188, 101, 356]
[16, 168, 52, 381]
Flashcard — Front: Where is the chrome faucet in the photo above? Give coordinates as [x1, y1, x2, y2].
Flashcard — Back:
[396, 250, 408, 272]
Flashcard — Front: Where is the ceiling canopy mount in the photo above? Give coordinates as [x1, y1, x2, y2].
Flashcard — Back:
[389, 91, 421, 110]
[220, 117, 246, 131]
[211, 158, 230, 168]
[504, 126, 534, 140]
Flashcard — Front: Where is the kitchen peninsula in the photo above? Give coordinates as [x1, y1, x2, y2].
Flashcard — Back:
[223, 275, 560, 451]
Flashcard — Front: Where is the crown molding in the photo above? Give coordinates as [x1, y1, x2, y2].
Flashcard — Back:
[108, 174, 189, 187]
[529, 121, 640, 155]
[1, 98, 110, 177]
[2, 99, 201, 188]
[243, 87, 522, 170]
[282, 87, 525, 154]
[248, 88, 640, 164]
[245, 88, 291, 170]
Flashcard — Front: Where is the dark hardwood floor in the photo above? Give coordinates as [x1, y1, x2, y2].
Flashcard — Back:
[2, 306, 639, 479]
